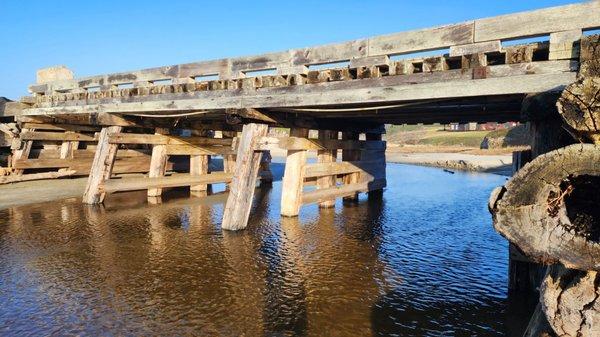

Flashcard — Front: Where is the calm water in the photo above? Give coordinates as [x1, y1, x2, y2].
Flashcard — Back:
[0, 164, 528, 336]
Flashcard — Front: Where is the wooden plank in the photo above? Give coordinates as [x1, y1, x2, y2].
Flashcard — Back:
[449, 41, 501, 57]
[103, 172, 232, 194]
[221, 123, 269, 230]
[147, 128, 169, 197]
[305, 159, 384, 179]
[316, 130, 337, 208]
[257, 137, 386, 151]
[350, 56, 390, 68]
[0, 170, 76, 185]
[13, 156, 155, 174]
[164, 144, 236, 155]
[280, 128, 309, 217]
[342, 132, 360, 202]
[474, 2, 600, 42]
[82, 126, 123, 204]
[108, 133, 232, 146]
[20, 130, 97, 142]
[368, 22, 474, 56]
[302, 178, 386, 205]
[20, 123, 100, 132]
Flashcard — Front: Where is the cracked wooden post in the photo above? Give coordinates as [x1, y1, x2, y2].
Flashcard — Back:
[342, 131, 360, 202]
[316, 130, 337, 208]
[222, 123, 268, 231]
[82, 126, 123, 204]
[280, 128, 309, 217]
[147, 127, 169, 198]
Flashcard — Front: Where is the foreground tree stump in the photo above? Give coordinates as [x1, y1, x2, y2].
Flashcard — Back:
[541, 264, 600, 336]
[489, 144, 600, 271]
[557, 77, 600, 144]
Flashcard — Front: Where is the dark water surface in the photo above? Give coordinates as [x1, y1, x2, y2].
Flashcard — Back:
[0, 164, 526, 336]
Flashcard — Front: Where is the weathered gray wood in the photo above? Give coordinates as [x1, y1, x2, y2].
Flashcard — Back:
[557, 77, 600, 144]
[20, 130, 97, 142]
[11, 128, 33, 175]
[541, 264, 600, 337]
[474, 1, 600, 42]
[549, 29, 582, 60]
[0, 170, 76, 185]
[24, 71, 577, 115]
[257, 136, 385, 151]
[342, 132, 360, 202]
[449, 40, 501, 57]
[280, 128, 309, 217]
[489, 144, 600, 271]
[221, 123, 268, 230]
[108, 133, 232, 146]
[82, 126, 123, 204]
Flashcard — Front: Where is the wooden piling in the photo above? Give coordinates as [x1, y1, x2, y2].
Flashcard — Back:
[316, 130, 338, 208]
[342, 131, 360, 202]
[280, 128, 309, 217]
[147, 128, 169, 197]
[82, 126, 123, 204]
[221, 123, 269, 230]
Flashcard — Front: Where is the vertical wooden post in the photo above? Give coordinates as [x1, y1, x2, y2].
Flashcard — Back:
[259, 150, 273, 185]
[82, 126, 123, 204]
[342, 131, 360, 202]
[365, 132, 386, 198]
[147, 128, 169, 197]
[222, 131, 237, 191]
[317, 130, 337, 208]
[58, 132, 77, 173]
[280, 128, 309, 217]
[222, 123, 269, 231]
[190, 154, 210, 196]
[11, 128, 33, 175]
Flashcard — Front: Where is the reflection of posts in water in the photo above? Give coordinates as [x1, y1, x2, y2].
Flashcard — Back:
[302, 199, 387, 335]
[220, 230, 267, 336]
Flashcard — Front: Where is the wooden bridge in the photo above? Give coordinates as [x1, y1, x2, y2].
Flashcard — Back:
[1, 1, 599, 231]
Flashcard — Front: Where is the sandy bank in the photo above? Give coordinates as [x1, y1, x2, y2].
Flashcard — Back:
[385, 152, 513, 176]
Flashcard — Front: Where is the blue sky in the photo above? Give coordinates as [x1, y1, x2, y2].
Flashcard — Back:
[0, 0, 582, 99]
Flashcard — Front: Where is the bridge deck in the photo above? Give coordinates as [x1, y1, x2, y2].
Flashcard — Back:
[8, 1, 600, 127]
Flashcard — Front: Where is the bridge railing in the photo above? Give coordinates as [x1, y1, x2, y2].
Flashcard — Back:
[28, 1, 600, 97]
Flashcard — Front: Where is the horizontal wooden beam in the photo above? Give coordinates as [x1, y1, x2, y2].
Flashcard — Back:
[20, 131, 98, 142]
[165, 144, 236, 156]
[301, 178, 386, 205]
[23, 61, 576, 116]
[257, 137, 385, 151]
[102, 172, 233, 193]
[108, 133, 233, 146]
[303, 160, 384, 179]
[21, 123, 101, 132]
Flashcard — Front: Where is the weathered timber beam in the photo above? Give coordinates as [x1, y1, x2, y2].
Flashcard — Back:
[23, 71, 577, 115]
[301, 178, 386, 205]
[557, 77, 600, 144]
[474, 1, 600, 42]
[0, 100, 29, 117]
[20, 130, 98, 142]
[165, 144, 236, 156]
[256, 136, 385, 151]
[0, 170, 77, 185]
[20, 123, 101, 132]
[304, 160, 385, 179]
[102, 172, 233, 194]
[108, 133, 233, 146]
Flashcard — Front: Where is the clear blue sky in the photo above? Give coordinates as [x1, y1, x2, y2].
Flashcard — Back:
[0, 0, 582, 100]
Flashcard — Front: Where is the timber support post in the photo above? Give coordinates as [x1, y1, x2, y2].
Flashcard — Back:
[316, 130, 338, 208]
[280, 128, 309, 217]
[342, 131, 360, 202]
[221, 123, 269, 231]
[82, 126, 123, 204]
[147, 127, 169, 198]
